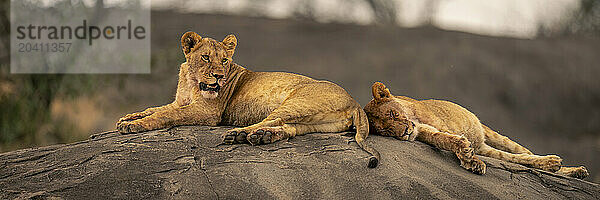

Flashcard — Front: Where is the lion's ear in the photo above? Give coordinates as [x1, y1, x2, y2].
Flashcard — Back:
[181, 31, 202, 56]
[222, 34, 237, 57]
[372, 82, 392, 101]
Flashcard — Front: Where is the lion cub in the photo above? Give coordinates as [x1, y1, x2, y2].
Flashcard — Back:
[364, 82, 588, 178]
[116, 32, 379, 167]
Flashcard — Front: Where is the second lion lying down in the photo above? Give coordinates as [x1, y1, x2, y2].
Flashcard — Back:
[364, 82, 589, 179]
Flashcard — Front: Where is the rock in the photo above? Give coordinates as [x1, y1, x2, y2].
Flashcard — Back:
[1, 126, 598, 199]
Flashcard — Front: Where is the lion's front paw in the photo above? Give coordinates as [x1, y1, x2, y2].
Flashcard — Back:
[117, 111, 152, 125]
[457, 147, 475, 161]
[222, 129, 249, 144]
[117, 121, 149, 134]
[247, 127, 285, 145]
[532, 155, 562, 172]
[461, 157, 486, 175]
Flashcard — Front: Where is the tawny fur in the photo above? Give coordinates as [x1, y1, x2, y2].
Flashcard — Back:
[364, 82, 589, 178]
[116, 32, 379, 167]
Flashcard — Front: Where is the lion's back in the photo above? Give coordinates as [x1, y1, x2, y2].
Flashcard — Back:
[415, 99, 485, 146]
[220, 71, 317, 126]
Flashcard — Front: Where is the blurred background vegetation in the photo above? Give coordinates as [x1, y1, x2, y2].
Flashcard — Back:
[1, 0, 599, 181]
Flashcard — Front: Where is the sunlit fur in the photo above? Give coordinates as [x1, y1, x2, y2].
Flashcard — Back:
[364, 82, 588, 178]
[116, 32, 379, 168]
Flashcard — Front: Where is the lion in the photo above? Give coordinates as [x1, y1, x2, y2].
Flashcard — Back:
[363, 82, 589, 178]
[116, 32, 380, 167]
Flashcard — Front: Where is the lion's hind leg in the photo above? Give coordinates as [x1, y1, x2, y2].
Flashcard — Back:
[223, 81, 357, 145]
[246, 126, 286, 145]
[482, 125, 533, 155]
[479, 126, 588, 179]
[222, 112, 352, 145]
[222, 118, 285, 144]
[476, 144, 562, 172]
[245, 121, 350, 145]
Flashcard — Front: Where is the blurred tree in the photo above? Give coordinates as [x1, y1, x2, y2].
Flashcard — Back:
[366, 0, 397, 24]
[0, 0, 8, 60]
[0, 0, 104, 151]
[567, 0, 600, 34]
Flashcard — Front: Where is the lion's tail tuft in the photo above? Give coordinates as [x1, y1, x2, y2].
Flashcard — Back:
[353, 107, 380, 168]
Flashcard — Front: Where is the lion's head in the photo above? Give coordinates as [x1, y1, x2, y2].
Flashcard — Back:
[364, 82, 415, 140]
[180, 32, 237, 99]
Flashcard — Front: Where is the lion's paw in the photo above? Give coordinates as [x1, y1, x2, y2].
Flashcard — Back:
[457, 147, 475, 160]
[117, 121, 148, 134]
[117, 111, 152, 125]
[565, 166, 589, 179]
[461, 157, 486, 175]
[222, 129, 249, 144]
[247, 127, 285, 145]
[532, 155, 562, 172]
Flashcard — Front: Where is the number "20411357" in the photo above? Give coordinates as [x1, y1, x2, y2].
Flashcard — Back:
[18, 42, 71, 52]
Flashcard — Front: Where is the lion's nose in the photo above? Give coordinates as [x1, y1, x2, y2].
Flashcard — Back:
[212, 73, 224, 80]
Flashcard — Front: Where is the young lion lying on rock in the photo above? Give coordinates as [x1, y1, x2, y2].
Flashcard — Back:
[116, 32, 379, 167]
[364, 82, 588, 178]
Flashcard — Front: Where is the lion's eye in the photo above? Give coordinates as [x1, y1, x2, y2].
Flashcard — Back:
[222, 58, 228, 65]
[201, 55, 210, 62]
[389, 110, 399, 120]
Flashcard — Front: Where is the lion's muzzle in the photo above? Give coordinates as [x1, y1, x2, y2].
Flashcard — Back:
[200, 82, 221, 92]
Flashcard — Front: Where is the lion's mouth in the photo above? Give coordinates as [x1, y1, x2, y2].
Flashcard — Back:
[399, 128, 411, 138]
[398, 121, 415, 138]
[199, 82, 221, 92]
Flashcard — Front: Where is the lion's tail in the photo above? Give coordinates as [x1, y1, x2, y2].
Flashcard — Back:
[353, 107, 380, 168]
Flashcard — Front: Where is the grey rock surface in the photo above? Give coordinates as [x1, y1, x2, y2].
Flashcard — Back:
[1, 126, 598, 199]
